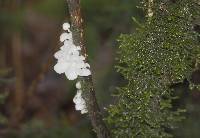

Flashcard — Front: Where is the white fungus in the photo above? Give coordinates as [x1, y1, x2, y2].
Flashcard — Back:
[76, 81, 81, 89]
[54, 22, 89, 114]
[73, 82, 88, 114]
[73, 90, 88, 114]
[63, 22, 71, 31]
[60, 33, 72, 42]
[54, 22, 91, 80]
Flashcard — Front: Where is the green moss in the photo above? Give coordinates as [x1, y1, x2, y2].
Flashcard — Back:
[107, 0, 200, 137]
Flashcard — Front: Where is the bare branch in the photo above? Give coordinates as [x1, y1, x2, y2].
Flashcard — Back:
[66, 0, 111, 137]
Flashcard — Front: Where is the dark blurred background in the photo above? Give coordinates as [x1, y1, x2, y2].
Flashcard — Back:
[0, 0, 199, 138]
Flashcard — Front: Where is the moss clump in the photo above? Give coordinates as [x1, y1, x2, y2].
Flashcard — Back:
[107, 0, 200, 137]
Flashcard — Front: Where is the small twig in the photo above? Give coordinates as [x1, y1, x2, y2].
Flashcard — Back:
[66, 0, 111, 137]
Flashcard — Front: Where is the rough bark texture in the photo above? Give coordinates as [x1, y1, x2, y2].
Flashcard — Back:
[66, 0, 111, 138]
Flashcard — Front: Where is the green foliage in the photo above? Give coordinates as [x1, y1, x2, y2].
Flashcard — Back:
[107, 0, 200, 137]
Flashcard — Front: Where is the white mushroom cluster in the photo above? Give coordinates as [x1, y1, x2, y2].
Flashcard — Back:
[54, 23, 89, 114]
[73, 81, 88, 114]
[54, 23, 91, 80]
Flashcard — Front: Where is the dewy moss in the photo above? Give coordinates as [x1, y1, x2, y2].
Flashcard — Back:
[106, 0, 200, 137]
[54, 23, 90, 114]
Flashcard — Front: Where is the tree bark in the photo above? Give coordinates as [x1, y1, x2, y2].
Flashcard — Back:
[66, 0, 111, 138]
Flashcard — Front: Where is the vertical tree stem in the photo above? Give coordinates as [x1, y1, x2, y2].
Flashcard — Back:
[66, 0, 111, 138]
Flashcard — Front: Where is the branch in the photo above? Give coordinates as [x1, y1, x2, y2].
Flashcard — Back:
[66, 0, 111, 137]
